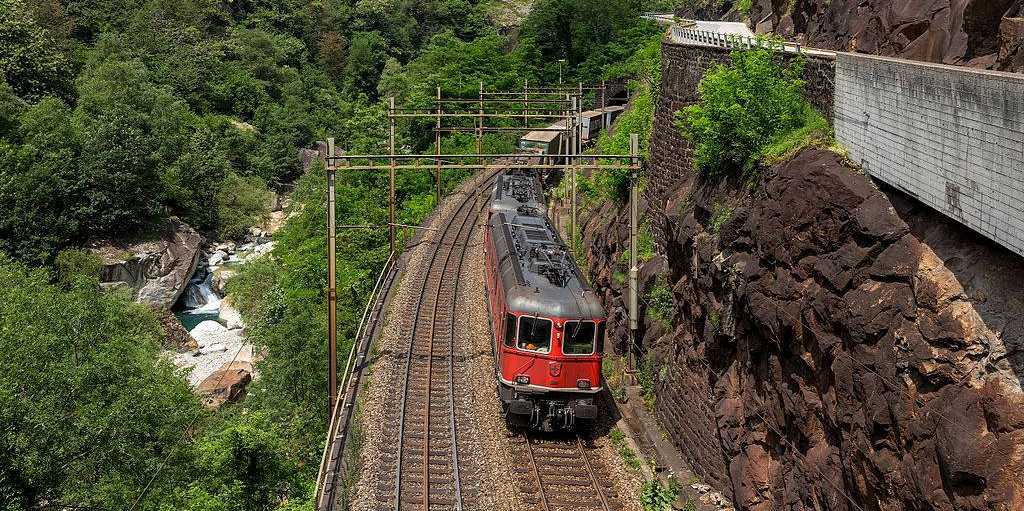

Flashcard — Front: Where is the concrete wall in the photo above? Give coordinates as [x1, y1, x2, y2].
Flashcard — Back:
[834, 53, 1024, 257]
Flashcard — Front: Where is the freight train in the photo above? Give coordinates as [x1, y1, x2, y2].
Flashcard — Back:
[483, 168, 607, 431]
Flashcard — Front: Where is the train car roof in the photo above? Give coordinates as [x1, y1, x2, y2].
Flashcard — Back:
[598, 105, 625, 113]
[489, 207, 604, 320]
[582, 110, 604, 119]
[521, 121, 566, 143]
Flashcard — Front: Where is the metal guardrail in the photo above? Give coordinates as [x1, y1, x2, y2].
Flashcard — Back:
[669, 25, 837, 59]
[314, 250, 398, 510]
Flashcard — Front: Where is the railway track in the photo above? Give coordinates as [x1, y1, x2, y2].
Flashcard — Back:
[376, 170, 499, 511]
[511, 432, 624, 511]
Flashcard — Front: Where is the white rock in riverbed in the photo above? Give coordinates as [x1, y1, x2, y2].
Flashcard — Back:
[173, 320, 249, 386]
[219, 299, 245, 330]
[208, 250, 228, 266]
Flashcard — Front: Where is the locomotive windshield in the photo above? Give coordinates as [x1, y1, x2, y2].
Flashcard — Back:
[518, 316, 551, 353]
[563, 321, 596, 355]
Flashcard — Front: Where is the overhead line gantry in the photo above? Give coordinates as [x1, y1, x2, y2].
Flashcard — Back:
[315, 80, 642, 511]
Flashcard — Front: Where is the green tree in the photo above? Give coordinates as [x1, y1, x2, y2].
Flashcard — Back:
[216, 172, 272, 240]
[0, 0, 73, 100]
[675, 46, 825, 177]
[344, 31, 387, 96]
[0, 253, 201, 508]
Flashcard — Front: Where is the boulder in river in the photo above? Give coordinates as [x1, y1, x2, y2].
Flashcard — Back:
[91, 218, 202, 308]
[197, 361, 253, 408]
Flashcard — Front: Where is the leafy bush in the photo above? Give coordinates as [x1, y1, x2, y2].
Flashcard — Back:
[54, 249, 102, 286]
[640, 479, 680, 511]
[0, 0, 73, 100]
[216, 173, 273, 240]
[647, 280, 674, 328]
[675, 46, 830, 178]
[586, 34, 661, 203]
[0, 254, 201, 508]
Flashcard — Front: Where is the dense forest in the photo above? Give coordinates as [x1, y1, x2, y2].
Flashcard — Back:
[0, 0, 665, 509]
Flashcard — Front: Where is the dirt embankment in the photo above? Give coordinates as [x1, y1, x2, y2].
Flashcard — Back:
[676, 0, 1024, 72]
[579, 148, 1024, 510]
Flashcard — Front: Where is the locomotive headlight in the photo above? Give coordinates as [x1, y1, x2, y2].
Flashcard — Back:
[515, 375, 530, 385]
[576, 379, 592, 389]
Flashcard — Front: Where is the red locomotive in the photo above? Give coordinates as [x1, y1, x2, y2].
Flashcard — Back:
[484, 169, 606, 430]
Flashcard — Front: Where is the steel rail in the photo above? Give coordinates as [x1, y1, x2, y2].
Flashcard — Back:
[444, 190, 486, 511]
[420, 181, 478, 511]
[576, 435, 612, 511]
[522, 433, 551, 511]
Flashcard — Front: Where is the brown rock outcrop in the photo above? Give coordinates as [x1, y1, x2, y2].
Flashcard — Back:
[677, 0, 1024, 72]
[646, 149, 1024, 509]
[196, 362, 252, 409]
[153, 307, 199, 352]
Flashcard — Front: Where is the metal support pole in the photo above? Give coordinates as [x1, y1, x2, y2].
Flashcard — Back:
[477, 81, 483, 155]
[524, 79, 529, 127]
[435, 87, 442, 207]
[570, 96, 578, 246]
[327, 137, 338, 418]
[627, 134, 639, 377]
[389, 98, 397, 253]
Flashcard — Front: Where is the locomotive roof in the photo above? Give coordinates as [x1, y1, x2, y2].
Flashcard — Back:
[490, 169, 547, 217]
[489, 176, 604, 320]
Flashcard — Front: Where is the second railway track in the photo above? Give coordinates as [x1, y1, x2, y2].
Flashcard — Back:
[380, 169, 500, 511]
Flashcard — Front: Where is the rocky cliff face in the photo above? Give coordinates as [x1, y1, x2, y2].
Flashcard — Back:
[639, 148, 1024, 510]
[677, 0, 1024, 72]
[90, 218, 202, 308]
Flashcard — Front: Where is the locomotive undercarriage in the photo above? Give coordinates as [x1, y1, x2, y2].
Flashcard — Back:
[498, 383, 598, 431]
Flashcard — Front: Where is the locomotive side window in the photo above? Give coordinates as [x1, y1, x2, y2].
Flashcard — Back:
[504, 314, 517, 347]
[596, 322, 606, 354]
[563, 321, 596, 355]
[517, 316, 552, 353]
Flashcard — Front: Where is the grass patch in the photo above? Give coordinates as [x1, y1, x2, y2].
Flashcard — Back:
[609, 428, 643, 471]
[759, 106, 832, 167]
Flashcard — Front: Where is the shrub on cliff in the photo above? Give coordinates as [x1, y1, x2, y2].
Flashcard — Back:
[675, 46, 830, 178]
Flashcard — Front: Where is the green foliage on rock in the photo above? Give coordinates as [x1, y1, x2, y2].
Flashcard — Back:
[646, 279, 674, 328]
[675, 46, 831, 178]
